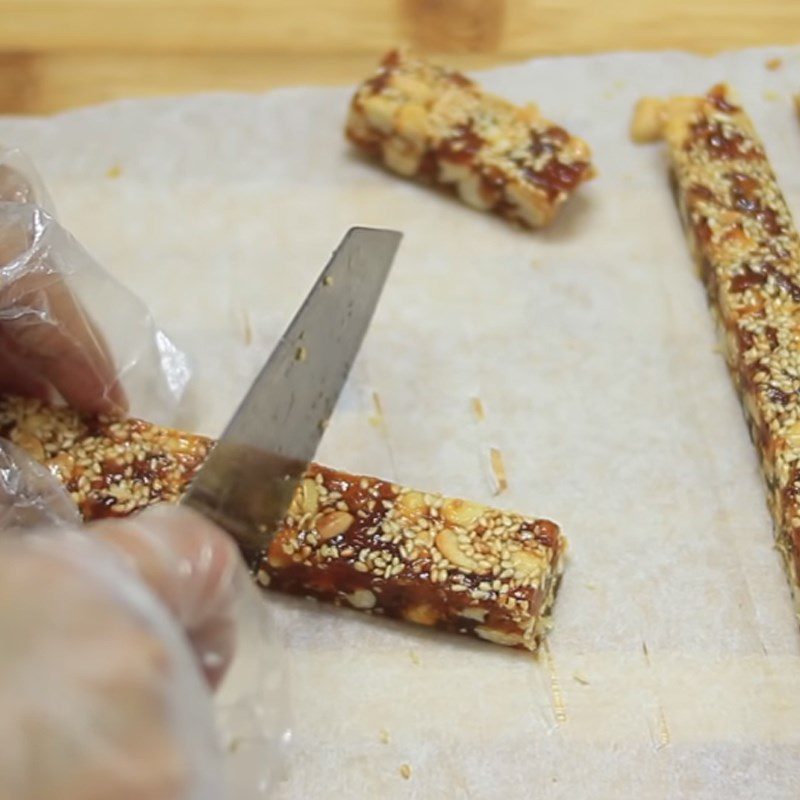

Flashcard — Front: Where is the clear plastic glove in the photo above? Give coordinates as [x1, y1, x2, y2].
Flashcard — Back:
[0, 504, 239, 800]
[0, 144, 289, 795]
[0, 144, 189, 422]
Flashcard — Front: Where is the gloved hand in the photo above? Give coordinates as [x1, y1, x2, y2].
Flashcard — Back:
[0, 144, 288, 798]
[0, 504, 241, 800]
[0, 150, 125, 414]
[0, 144, 190, 423]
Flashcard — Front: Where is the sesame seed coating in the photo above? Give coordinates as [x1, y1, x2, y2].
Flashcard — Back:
[345, 49, 595, 229]
[0, 395, 566, 652]
[634, 84, 800, 613]
[0, 395, 211, 519]
[262, 466, 565, 651]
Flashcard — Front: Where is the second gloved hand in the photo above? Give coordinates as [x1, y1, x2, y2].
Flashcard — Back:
[0, 505, 241, 800]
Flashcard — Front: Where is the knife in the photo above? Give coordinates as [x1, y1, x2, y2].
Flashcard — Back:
[181, 227, 402, 567]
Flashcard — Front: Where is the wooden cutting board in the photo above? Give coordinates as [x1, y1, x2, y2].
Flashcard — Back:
[2, 44, 799, 797]
[1, 0, 800, 113]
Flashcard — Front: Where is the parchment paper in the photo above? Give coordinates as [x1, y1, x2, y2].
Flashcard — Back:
[4, 45, 800, 798]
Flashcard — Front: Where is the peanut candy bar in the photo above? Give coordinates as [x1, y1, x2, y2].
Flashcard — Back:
[259, 465, 564, 650]
[632, 85, 800, 613]
[345, 49, 595, 228]
[0, 395, 566, 651]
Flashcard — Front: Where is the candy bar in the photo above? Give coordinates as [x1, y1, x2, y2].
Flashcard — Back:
[633, 85, 800, 612]
[0, 395, 566, 651]
[346, 49, 594, 228]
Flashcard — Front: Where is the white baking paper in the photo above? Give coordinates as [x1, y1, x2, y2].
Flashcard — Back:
[3, 45, 800, 799]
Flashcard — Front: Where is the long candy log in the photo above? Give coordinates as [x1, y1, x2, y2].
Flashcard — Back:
[632, 84, 800, 614]
[0, 396, 566, 651]
[345, 49, 595, 229]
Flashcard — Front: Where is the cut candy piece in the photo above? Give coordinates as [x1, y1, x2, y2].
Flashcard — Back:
[260, 464, 565, 651]
[346, 49, 595, 228]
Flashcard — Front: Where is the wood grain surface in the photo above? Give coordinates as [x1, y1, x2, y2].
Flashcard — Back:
[1, 0, 798, 113]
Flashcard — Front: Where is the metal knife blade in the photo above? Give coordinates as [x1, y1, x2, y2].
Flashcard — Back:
[181, 226, 402, 566]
